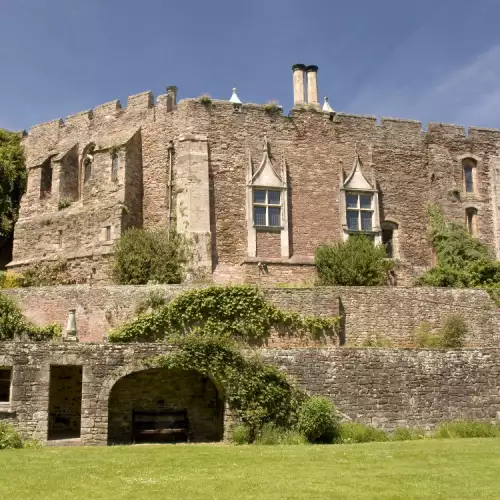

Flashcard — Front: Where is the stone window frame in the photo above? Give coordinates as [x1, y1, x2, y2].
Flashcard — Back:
[459, 154, 480, 198]
[0, 367, 12, 404]
[39, 159, 53, 200]
[79, 143, 95, 198]
[465, 206, 478, 237]
[246, 137, 289, 258]
[339, 153, 381, 244]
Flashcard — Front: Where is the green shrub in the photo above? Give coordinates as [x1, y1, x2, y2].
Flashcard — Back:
[57, 198, 72, 210]
[111, 229, 186, 285]
[440, 315, 467, 348]
[231, 424, 251, 445]
[337, 422, 389, 443]
[255, 423, 307, 445]
[199, 95, 212, 105]
[0, 293, 61, 341]
[434, 421, 500, 439]
[316, 235, 393, 286]
[361, 333, 393, 347]
[0, 422, 24, 450]
[297, 396, 340, 444]
[135, 289, 167, 315]
[413, 323, 442, 348]
[0, 271, 21, 289]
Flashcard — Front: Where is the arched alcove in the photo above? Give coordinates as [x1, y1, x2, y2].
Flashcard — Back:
[107, 368, 224, 445]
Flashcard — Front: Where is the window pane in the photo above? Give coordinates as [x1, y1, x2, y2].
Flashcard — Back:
[346, 194, 358, 209]
[347, 210, 359, 230]
[361, 211, 373, 231]
[268, 207, 281, 227]
[464, 166, 474, 193]
[253, 190, 266, 204]
[268, 190, 281, 205]
[254, 206, 266, 226]
[360, 194, 372, 209]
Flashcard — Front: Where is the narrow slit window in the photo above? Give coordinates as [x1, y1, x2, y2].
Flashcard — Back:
[84, 157, 92, 184]
[253, 189, 282, 228]
[0, 368, 12, 403]
[463, 159, 476, 194]
[111, 153, 119, 182]
[105, 226, 112, 242]
[58, 230, 63, 248]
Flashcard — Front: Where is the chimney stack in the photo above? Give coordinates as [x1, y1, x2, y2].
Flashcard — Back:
[306, 65, 319, 109]
[166, 86, 178, 111]
[292, 64, 306, 107]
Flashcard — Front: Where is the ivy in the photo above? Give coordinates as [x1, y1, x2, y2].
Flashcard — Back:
[0, 293, 61, 341]
[108, 285, 340, 343]
[145, 336, 306, 436]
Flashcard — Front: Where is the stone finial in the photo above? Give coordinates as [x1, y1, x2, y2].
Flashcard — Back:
[229, 88, 242, 105]
[64, 308, 78, 342]
[323, 96, 334, 113]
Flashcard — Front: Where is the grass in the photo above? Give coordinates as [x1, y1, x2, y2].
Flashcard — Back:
[1, 439, 500, 499]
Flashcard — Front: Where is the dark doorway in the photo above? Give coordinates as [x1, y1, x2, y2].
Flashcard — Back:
[48, 365, 83, 440]
[108, 368, 224, 445]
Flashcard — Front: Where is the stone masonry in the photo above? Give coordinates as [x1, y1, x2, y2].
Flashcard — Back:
[1, 342, 499, 444]
[4, 284, 500, 347]
[9, 65, 500, 285]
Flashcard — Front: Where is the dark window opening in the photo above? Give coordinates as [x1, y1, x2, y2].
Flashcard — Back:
[466, 208, 477, 236]
[40, 161, 53, 199]
[0, 368, 12, 402]
[84, 157, 92, 184]
[48, 365, 83, 440]
[382, 229, 394, 258]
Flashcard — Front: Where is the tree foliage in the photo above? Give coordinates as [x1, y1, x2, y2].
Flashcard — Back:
[110, 228, 186, 285]
[316, 235, 393, 286]
[297, 396, 340, 443]
[0, 130, 26, 235]
[108, 285, 339, 343]
[417, 205, 500, 294]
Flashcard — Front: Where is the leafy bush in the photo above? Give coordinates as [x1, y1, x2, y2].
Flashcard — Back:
[231, 424, 251, 445]
[255, 423, 307, 445]
[413, 322, 442, 348]
[109, 285, 339, 343]
[0, 422, 24, 450]
[297, 396, 340, 443]
[19, 260, 74, 287]
[417, 206, 500, 298]
[440, 315, 467, 348]
[434, 421, 500, 439]
[0, 293, 61, 341]
[392, 427, 425, 441]
[147, 336, 306, 438]
[337, 422, 389, 443]
[361, 333, 393, 347]
[0, 271, 21, 289]
[199, 95, 212, 105]
[316, 235, 393, 286]
[134, 289, 167, 315]
[111, 229, 186, 285]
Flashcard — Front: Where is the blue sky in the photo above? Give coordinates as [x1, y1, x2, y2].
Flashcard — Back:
[1, 0, 500, 131]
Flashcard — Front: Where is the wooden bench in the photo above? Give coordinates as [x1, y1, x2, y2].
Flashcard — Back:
[132, 409, 190, 443]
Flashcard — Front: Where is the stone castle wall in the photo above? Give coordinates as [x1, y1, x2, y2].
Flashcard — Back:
[1, 342, 499, 444]
[12, 80, 500, 285]
[3, 285, 500, 347]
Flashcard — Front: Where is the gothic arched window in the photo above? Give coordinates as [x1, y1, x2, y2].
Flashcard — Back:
[111, 152, 119, 182]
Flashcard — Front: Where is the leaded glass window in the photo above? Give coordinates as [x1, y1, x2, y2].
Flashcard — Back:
[111, 153, 118, 181]
[346, 192, 373, 232]
[253, 189, 282, 227]
[464, 164, 474, 193]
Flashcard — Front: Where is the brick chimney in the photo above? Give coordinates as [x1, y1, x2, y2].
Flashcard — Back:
[292, 64, 306, 107]
[306, 65, 319, 109]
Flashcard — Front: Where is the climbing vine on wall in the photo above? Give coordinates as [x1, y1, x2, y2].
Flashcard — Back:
[108, 285, 340, 343]
[145, 335, 306, 435]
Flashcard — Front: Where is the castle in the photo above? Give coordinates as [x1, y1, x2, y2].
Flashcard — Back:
[10, 64, 500, 285]
[2, 65, 500, 446]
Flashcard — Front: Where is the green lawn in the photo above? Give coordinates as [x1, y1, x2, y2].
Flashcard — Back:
[1, 439, 500, 499]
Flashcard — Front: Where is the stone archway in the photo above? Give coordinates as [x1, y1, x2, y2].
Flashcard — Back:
[107, 368, 224, 444]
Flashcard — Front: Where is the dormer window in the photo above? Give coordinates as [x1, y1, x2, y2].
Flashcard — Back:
[340, 151, 381, 243]
[346, 192, 373, 231]
[253, 189, 281, 227]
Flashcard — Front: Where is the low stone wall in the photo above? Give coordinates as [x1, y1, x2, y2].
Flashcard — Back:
[1, 342, 499, 444]
[3, 285, 500, 347]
